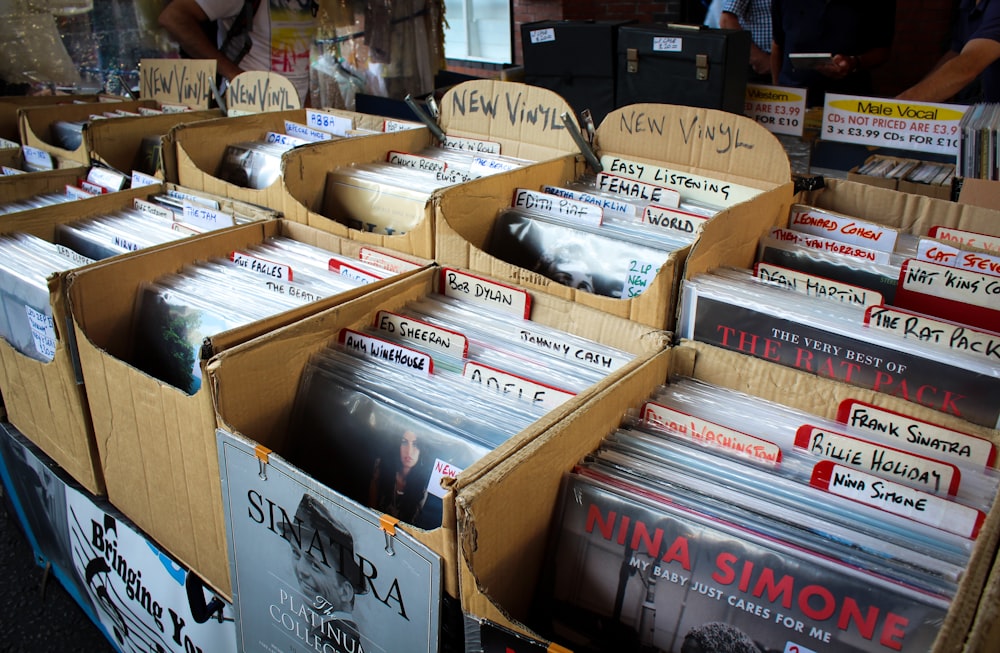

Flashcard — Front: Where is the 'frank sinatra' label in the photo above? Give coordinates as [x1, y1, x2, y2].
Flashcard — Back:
[641, 205, 707, 237]
[755, 262, 883, 308]
[865, 305, 1000, 366]
[600, 154, 762, 205]
[768, 227, 891, 264]
[810, 461, 983, 539]
[462, 361, 574, 410]
[642, 402, 781, 466]
[837, 398, 995, 468]
[512, 188, 602, 226]
[440, 134, 502, 155]
[440, 268, 531, 318]
[230, 251, 292, 281]
[387, 151, 447, 173]
[596, 173, 680, 208]
[340, 328, 433, 375]
[358, 247, 421, 273]
[541, 185, 637, 219]
[789, 206, 898, 253]
[375, 311, 469, 357]
[794, 425, 960, 496]
[928, 226, 1000, 253]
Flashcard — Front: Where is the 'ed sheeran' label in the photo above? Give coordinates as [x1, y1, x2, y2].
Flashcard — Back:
[340, 329, 433, 375]
[375, 311, 469, 358]
[865, 304, 1000, 366]
[755, 262, 883, 308]
[596, 173, 680, 208]
[837, 398, 996, 468]
[928, 226, 1000, 254]
[463, 361, 574, 410]
[789, 205, 898, 253]
[512, 188, 602, 226]
[810, 461, 984, 539]
[794, 425, 960, 496]
[440, 268, 531, 318]
[642, 402, 782, 466]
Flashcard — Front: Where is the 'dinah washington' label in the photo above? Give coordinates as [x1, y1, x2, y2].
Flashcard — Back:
[755, 262, 883, 308]
[865, 304, 1000, 366]
[794, 424, 960, 496]
[810, 461, 983, 539]
[463, 361, 574, 410]
[642, 402, 781, 466]
[439, 268, 530, 318]
[837, 398, 995, 468]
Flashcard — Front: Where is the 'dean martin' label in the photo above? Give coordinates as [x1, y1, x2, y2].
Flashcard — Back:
[755, 262, 883, 308]
[837, 398, 995, 468]
[794, 424, 960, 496]
[463, 361, 574, 410]
[642, 402, 782, 466]
[440, 268, 531, 318]
[375, 311, 468, 358]
[811, 461, 983, 539]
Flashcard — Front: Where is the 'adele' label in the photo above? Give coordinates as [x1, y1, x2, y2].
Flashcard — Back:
[463, 361, 574, 410]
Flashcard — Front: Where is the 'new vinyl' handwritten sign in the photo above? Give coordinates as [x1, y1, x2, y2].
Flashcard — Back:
[140, 58, 216, 110]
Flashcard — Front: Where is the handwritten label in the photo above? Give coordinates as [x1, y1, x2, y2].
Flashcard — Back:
[542, 185, 637, 219]
[928, 226, 1000, 253]
[131, 170, 161, 188]
[0, 137, 19, 149]
[161, 103, 192, 113]
[865, 304, 1000, 366]
[387, 151, 447, 173]
[822, 94, 966, 155]
[55, 244, 94, 267]
[87, 166, 128, 191]
[1, 166, 24, 175]
[767, 227, 891, 264]
[139, 58, 216, 109]
[427, 459, 462, 499]
[22, 145, 53, 171]
[306, 109, 352, 136]
[528, 27, 556, 44]
[641, 205, 707, 238]
[794, 425, 960, 496]
[601, 154, 761, 205]
[230, 250, 292, 280]
[64, 185, 96, 200]
[596, 173, 679, 208]
[340, 329, 432, 375]
[171, 222, 202, 235]
[328, 259, 380, 284]
[284, 120, 334, 142]
[789, 205, 898, 252]
[264, 131, 309, 149]
[652, 36, 682, 52]
[258, 278, 322, 303]
[226, 71, 300, 114]
[133, 198, 175, 221]
[167, 189, 218, 209]
[375, 311, 468, 357]
[744, 84, 806, 137]
[755, 262, 883, 308]
[643, 402, 782, 466]
[956, 250, 1000, 276]
[440, 134, 502, 154]
[358, 247, 421, 273]
[512, 188, 602, 226]
[25, 305, 56, 361]
[182, 201, 235, 231]
[463, 361, 573, 410]
[138, 107, 164, 116]
[899, 258, 1000, 312]
[811, 462, 982, 539]
[79, 180, 106, 195]
[440, 268, 531, 318]
[917, 238, 963, 267]
[447, 86, 564, 134]
[469, 156, 519, 177]
[837, 398, 995, 468]
[623, 258, 660, 298]
[383, 119, 422, 132]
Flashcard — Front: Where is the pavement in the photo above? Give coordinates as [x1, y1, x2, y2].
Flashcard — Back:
[0, 486, 115, 653]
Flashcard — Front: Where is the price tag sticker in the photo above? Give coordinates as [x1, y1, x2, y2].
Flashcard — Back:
[822, 94, 966, 155]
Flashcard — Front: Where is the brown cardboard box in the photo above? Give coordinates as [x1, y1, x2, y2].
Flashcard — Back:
[66, 220, 431, 598]
[207, 266, 668, 601]
[847, 154, 908, 191]
[0, 94, 103, 143]
[0, 165, 89, 204]
[456, 341, 1000, 652]
[18, 100, 161, 164]
[169, 108, 410, 212]
[435, 103, 795, 330]
[0, 184, 277, 496]
[957, 178, 1000, 212]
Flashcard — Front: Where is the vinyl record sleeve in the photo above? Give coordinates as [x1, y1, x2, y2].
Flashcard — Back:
[758, 240, 899, 304]
[535, 472, 948, 653]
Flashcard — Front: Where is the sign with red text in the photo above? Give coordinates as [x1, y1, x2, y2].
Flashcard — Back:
[822, 94, 966, 156]
[744, 84, 806, 137]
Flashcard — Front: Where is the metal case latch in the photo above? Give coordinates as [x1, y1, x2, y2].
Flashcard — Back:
[627, 48, 639, 73]
[696, 53, 709, 80]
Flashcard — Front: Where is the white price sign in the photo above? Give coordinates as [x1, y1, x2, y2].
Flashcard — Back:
[744, 84, 806, 137]
[821, 94, 966, 155]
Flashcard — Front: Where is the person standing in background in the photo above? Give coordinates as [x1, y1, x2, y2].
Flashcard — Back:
[897, 0, 1000, 103]
[771, 0, 896, 106]
[719, 0, 773, 81]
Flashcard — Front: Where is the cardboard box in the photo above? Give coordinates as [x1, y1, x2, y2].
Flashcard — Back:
[435, 103, 794, 330]
[169, 108, 411, 212]
[0, 184, 278, 496]
[0, 94, 103, 143]
[847, 154, 907, 191]
[206, 266, 668, 602]
[18, 100, 161, 164]
[0, 165, 90, 205]
[84, 109, 222, 182]
[66, 220, 431, 598]
[957, 178, 1000, 212]
[456, 340, 1000, 652]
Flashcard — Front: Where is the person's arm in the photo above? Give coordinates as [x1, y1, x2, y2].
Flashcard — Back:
[720, 11, 771, 75]
[897, 39, 1000, 102]
[159, 0, 244, 82]
[770, 39, 782, 84]
[817, 46, 892, 80]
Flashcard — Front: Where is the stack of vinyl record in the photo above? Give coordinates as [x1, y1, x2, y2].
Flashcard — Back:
[532, 376, 996, 653]
[286, 289, 635, 530]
